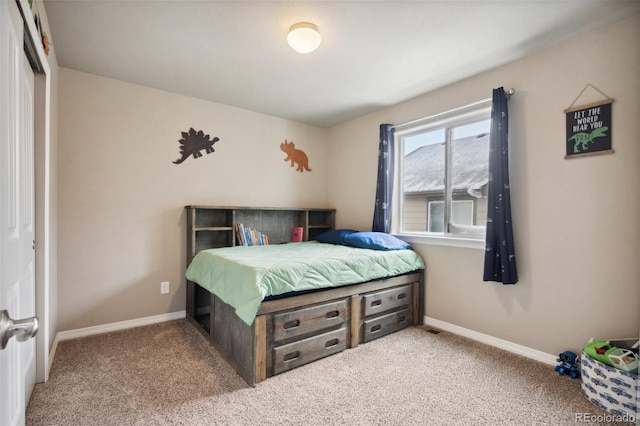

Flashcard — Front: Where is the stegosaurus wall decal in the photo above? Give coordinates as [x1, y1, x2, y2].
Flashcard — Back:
[173, 128, 220, 164]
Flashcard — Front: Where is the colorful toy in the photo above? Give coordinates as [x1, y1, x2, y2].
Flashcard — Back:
[584, 339, 639, 373]
[583, 340, 617, 367]
[607, 348, 638, 374]
[555, 350, 581, 379]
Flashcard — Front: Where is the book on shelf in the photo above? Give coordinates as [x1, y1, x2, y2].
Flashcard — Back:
[291, 226, 303, 242]
[235, 223, 245, 246]
[235, 223, 269, 246]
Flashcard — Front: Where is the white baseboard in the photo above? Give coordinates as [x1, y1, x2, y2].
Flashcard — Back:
[423, 316, 557, 366]
[55, 311, 186, 342]
[45, 311, 186, 382]
[47, 337, 59, 378]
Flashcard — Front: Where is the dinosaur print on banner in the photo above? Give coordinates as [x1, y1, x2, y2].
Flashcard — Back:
[280, 140, 312, 172]
[173, 128, 220, 164]
[568, 126, 608, 154]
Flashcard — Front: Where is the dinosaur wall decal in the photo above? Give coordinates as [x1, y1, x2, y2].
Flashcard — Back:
[173, 128, 219, 164]
[280, 140, 312, 172]
[568, 126, 608, 153]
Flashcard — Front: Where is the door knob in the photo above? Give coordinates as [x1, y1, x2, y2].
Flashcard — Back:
[0, 310, 38, 350]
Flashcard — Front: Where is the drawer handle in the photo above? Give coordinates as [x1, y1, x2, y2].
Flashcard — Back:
[370, 300, 382, 308]
[283, 351, 300, 362]
[370, 324, 382, 333]
[397, 293, 407, 300]
[283, 319, 300, 329]
[325, 338, 339, 348]
[325, 310, 340, 319]
[397, 315, 406, 324]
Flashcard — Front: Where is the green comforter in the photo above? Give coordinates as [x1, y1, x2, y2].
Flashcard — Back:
[185, 241, 425, 325]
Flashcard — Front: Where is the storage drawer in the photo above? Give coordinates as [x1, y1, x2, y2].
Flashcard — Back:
[362, 284, 412, 317]
[362, 308, 412, 343]
[273, 327, 347, 374]
[273, 299, 348, 342]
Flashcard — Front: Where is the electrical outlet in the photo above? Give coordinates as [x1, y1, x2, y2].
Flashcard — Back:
[160, 281, 170, 294]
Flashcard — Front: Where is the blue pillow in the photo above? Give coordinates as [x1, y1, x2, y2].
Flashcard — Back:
[343, 232, 411, 251]
[314, 229, 358, 245]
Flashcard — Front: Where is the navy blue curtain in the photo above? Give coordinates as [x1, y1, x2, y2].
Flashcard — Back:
[372, 124, 395, 233]
[483, 88, 518, 284]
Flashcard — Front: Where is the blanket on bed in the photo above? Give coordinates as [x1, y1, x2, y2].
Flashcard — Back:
[185, 241, 425, 325]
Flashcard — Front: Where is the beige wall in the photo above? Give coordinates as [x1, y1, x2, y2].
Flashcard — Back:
[328, 14, 640, 355]
[57, 14, 638, 357]
[57, 69, 329, 330]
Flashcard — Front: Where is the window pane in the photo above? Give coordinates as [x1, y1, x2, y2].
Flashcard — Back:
[398, 106, 490, 239]
[452, 120, 491, 140]
[450, 120, 490, 226]
[402, 129, 445, 232]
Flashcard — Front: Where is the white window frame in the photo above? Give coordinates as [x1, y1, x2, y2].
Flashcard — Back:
[393, 103, 491, 249]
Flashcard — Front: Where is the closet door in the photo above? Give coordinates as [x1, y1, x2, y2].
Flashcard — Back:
[0, 1, 39, 425]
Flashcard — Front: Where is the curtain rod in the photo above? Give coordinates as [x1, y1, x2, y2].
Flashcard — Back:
[391, 88, 515, 129]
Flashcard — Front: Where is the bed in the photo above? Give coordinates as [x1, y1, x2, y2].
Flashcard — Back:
[184, 206, 425, 386]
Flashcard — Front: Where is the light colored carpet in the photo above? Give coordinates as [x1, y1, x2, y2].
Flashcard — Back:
[26, 320, 632, 425]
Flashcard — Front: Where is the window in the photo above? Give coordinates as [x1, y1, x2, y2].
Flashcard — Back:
[396, 104, 491, 243]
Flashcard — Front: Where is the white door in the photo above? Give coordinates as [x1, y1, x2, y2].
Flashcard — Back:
[20, 8, 38, 408]
[1, 1, 39, 425]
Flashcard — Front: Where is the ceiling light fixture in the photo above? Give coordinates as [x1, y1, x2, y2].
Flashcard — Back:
[287, 22, 321, 54]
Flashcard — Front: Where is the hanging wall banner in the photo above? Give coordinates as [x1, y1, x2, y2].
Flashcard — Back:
[564, 83, 614, 159]
[565, 101, 612, 158]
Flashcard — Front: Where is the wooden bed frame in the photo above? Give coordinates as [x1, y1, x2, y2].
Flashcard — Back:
[184, 206, 425, 386]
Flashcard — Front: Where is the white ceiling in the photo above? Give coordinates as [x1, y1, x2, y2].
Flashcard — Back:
[44, 1, 640, 128]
